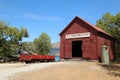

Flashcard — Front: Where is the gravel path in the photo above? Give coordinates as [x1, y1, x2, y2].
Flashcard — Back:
[14, 61, 120, 80]
[0, 62, 59, 80]
[0, 61, 120, 80]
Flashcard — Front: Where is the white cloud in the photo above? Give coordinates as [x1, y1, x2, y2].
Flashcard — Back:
[21, 13, 40, 20]
[18, 12, 62, 22]
[0, 1, 62, 22]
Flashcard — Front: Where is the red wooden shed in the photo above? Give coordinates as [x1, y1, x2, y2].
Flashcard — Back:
[59, 16, 115, 60]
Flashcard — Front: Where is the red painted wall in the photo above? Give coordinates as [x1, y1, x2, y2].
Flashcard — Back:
[60, 17, 115, 60]
[97, 34, 115, 60]
[60, 19, 98, 59]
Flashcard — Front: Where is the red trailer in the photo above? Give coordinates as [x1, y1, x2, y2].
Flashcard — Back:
[19, 54, 55, 63]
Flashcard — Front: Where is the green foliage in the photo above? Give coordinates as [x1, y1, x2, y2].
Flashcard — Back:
[0, 21, 29, 57]
[21, 42, 36, 53]
[96, 12, 120, 62]
[34, 33, 52, 55]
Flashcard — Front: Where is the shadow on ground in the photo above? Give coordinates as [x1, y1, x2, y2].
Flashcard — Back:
[100, 64, 120, 77]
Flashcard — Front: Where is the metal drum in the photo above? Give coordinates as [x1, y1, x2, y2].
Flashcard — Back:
[101, 45, 109, 64]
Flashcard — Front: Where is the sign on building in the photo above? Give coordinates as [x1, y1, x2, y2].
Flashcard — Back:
[66, 32, 90, 39]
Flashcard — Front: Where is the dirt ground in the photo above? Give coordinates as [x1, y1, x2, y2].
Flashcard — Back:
[11, 61, 120, 80]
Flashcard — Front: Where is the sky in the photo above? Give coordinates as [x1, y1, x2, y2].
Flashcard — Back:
[0, 0, 120, 43]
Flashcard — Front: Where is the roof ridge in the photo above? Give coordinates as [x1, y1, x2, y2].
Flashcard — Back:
[75, 16, 112, 37]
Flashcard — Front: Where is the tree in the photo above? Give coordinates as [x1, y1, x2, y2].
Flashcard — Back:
[0, 21, 29, 57]
[34, 33, 52, 55]
[21, 42, 36, 53]
[96, 12, 120, 62]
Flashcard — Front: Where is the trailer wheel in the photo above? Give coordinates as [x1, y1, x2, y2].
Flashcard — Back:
[25, 61, 30, 64]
